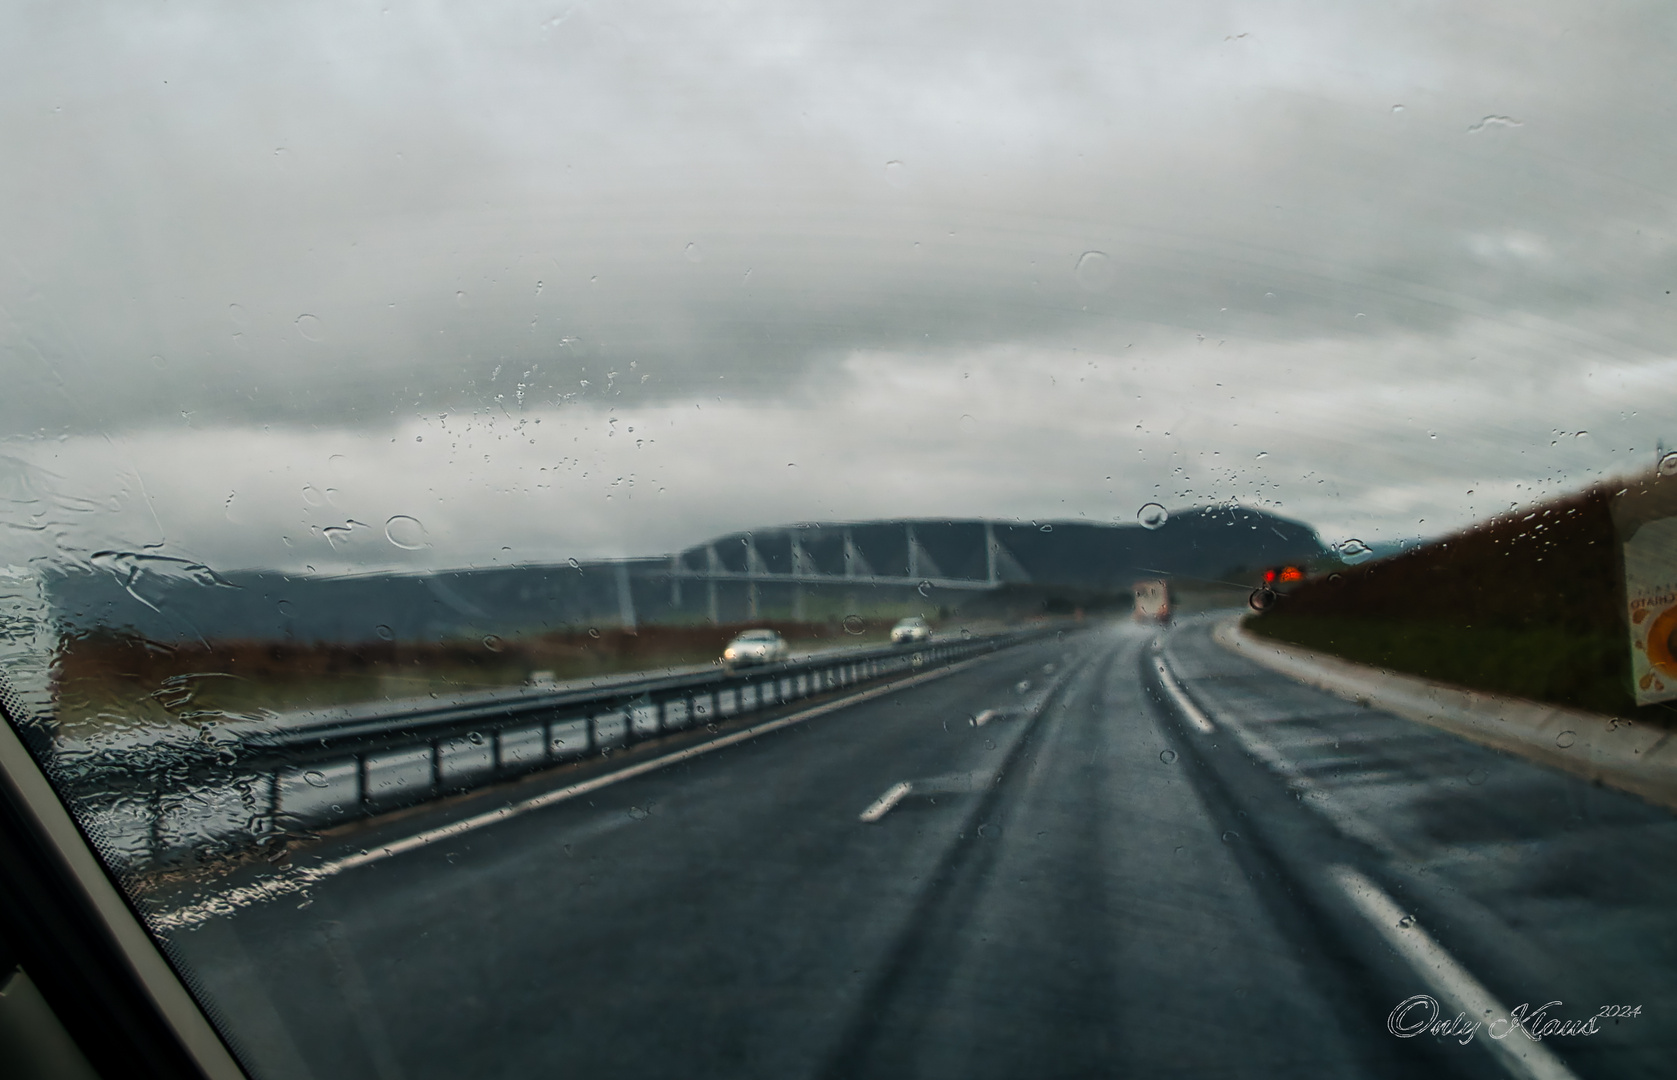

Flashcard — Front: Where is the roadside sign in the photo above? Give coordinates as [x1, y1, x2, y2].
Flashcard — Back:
[1625, 516, 1677, 705]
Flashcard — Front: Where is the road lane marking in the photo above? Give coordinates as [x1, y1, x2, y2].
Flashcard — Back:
[858, 782, 914, 822]
[1155, 643, 1406, 855]
[858, 649, 1094, 826]
[1206, 704, 1401, 856]
[1330, 866, 1581, 1080]
[1152, 654, 1215, 733]
[151, 652, 1000, 930]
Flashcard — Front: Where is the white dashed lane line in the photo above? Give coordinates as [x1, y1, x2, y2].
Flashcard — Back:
[858, 782, 915, 823]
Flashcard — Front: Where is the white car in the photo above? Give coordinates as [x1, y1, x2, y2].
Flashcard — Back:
[890, 617, 932, 644]
[722, 629, 789, 668]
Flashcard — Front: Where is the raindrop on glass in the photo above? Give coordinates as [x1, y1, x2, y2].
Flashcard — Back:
[628, 805, 650, 820]
[384, 514, 426, 550]
[1660, 452, 1677, 477]
[1248, 587, 1277, 612]
[1555, 730, 1577, 748]
[918, 580, 933, 597]
[467, 731, 485, 745]
[1137, 503, 1169, 530]
[1074, 250, 1114, 292]
[1338, 538, 1373, 561]
[303, 770, 329, 789]
[1466, 767, 1489, 786]
[483, 635, 504, 652]
[375, 624, 395, 641]
[684, 242, 703, 263]
[1221, 830, 1240, 843]
[843, 614, 865, 635]
[295, 314, 323, 341]
[1159, 749, 1178, 764]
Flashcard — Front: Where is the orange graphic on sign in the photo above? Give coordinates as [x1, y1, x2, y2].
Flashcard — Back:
[1646, 604, 1677, 677]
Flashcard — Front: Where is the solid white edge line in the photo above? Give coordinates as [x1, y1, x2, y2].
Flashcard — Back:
[152, 652, 995, 930]
[1153, 654, 1216, 733]
[1329, 865, 1580, 1080]
[858, 781, 914, 823]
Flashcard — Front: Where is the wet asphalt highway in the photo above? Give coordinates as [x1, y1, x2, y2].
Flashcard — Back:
[163, 618, 1677, 1080]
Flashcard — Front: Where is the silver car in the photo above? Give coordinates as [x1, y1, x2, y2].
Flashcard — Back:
[722, 629, 789, 668]
[890, 617, 932, 644]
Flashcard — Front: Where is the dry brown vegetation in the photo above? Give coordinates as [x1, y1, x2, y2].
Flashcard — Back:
[53, 618, 895, 726]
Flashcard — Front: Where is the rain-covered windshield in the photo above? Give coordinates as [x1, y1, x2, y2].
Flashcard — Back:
[3, 4, 1675, 1078]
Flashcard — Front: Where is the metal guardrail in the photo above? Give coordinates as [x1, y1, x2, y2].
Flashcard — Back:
[64, 627, 1054, 869]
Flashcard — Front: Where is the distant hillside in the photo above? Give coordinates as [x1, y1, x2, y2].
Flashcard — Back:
[44, 506, 1325, 645]
[680, 508, 1324, 592]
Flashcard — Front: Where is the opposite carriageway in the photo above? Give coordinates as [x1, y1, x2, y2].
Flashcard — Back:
[62, 627, 1056, 870]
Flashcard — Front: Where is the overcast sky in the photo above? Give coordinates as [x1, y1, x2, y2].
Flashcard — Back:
[3, 1, 1675, 576]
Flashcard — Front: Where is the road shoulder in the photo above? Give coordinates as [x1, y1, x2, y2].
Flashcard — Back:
[1215, 617, 1677, 812]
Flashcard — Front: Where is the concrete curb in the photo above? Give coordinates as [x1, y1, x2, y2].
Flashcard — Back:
[1213, 618, 1677, 813]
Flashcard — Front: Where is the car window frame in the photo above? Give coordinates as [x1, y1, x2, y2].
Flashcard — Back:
[0, 689, 247, 1080]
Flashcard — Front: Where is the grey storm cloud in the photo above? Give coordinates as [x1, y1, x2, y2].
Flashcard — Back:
[3, 1, 1675, 571]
